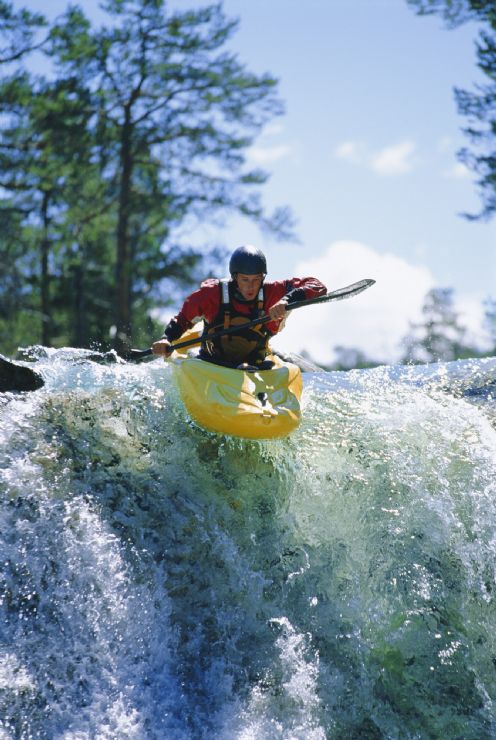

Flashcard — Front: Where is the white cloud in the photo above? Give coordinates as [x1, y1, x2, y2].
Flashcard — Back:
[334, 140, 365, 164]
[247, 144, 291, 165]
[369, 140, 416, 176]
[443, 162, 471, 180]
[247, 121, 291, 164]
[261, 122, 284, 138]
[270, 240, 435, 365]
[334, 139, 417, 176]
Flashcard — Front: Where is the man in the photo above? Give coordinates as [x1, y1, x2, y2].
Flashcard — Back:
[152, 244, 326, 367]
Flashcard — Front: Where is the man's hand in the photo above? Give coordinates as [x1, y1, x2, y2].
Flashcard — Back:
[268, 298, 288, 321]
[152, 338, 173, 357]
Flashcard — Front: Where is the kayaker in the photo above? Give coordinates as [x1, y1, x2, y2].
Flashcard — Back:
[151, 244, 326, 368]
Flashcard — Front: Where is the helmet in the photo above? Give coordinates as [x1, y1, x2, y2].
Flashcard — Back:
[229, 245, 267, 277]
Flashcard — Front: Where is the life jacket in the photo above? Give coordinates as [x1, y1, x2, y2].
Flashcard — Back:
[200, 280, 272, 366]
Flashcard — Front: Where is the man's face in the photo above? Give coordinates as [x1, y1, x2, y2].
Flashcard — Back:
[236, 273, 264, 301]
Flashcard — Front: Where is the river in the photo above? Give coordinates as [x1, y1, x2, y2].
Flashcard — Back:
[1, 349, 496, 738]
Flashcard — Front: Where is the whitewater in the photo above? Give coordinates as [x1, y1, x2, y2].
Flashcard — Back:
[1, 348, 496, 739]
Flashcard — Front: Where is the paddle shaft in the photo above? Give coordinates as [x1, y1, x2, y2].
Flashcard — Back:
[127, 278, 375, 360]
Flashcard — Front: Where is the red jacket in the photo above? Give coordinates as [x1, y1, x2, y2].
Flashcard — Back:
[164, 276, 327, 342]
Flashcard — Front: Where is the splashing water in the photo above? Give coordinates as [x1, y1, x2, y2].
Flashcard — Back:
[1, 350, 496, 738]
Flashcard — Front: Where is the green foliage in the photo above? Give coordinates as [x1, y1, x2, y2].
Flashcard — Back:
[0, 208, 42, 351]
[0, 0, 293, 356]
[47, 0, 294, 351]
[406, 1, 495, 27]
[0, 0, 47, 65]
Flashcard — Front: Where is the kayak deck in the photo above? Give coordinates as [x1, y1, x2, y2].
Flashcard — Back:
[171, 352, 302, 439]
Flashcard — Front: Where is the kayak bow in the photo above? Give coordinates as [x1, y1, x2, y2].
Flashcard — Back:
[172, 349, 303, 439]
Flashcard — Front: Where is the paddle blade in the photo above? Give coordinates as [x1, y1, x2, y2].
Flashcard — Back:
[286, 278, 376, 311]
[326, 278, 375, 301]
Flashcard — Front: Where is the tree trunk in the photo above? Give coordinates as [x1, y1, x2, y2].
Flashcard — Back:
[72, 263, 86, 347]
[114, 105, 133, 354]
[40, 190, 51, 346]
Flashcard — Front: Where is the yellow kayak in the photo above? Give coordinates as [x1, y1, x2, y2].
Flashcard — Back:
[171, 347, 302, 439]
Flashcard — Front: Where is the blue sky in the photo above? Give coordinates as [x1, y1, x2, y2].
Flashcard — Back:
[23, 0, 496, 363]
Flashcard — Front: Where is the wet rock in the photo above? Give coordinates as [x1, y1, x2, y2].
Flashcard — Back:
[86, 349, 122, 364]
[0, 354, 44, 392]
[16, 345, 50, 362]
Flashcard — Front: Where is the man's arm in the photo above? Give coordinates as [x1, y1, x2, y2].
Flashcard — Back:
[152, 282, 220, 356]
[265, 277, 327, 329]
[285, 276, 327, 304]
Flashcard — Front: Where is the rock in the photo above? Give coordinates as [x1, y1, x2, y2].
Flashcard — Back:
[16, 345, 49, 362]
[0, 355, 44, 392]
[86, 349, 123, 364]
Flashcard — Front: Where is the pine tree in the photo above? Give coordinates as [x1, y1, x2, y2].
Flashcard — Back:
[0, 2, 50, 348]
[328, 345, 382, 371]
[0, 69, 102, 346]
[401, 287, 475, 363]
[0, 1, 292, 355]
[48, 0, 294, 352]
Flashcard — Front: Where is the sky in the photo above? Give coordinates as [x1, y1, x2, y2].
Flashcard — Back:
[23, 0, 496, 364]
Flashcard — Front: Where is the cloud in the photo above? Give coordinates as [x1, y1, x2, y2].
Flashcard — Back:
[270, 240, 435, 365]
[443, 162, 471, 180]
[334, 140, 365, 164]
[246, 122, 292, 165]
[334, 139, 417, 176]
[247, 144, 291, 165]
[369, 140, 416, 175]
[261, 122, 284, 138]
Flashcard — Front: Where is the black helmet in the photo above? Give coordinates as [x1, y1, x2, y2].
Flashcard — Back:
[229, 245, 267, 277]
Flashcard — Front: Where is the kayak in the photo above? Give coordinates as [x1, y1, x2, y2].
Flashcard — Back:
[128, 279, 376, 436]
[171, 346, 303, 439]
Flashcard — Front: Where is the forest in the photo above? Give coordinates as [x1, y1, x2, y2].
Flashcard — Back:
[0, 0, 293, 356]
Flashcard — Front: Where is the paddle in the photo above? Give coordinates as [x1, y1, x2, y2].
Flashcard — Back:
[125, 278, 376, 361]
